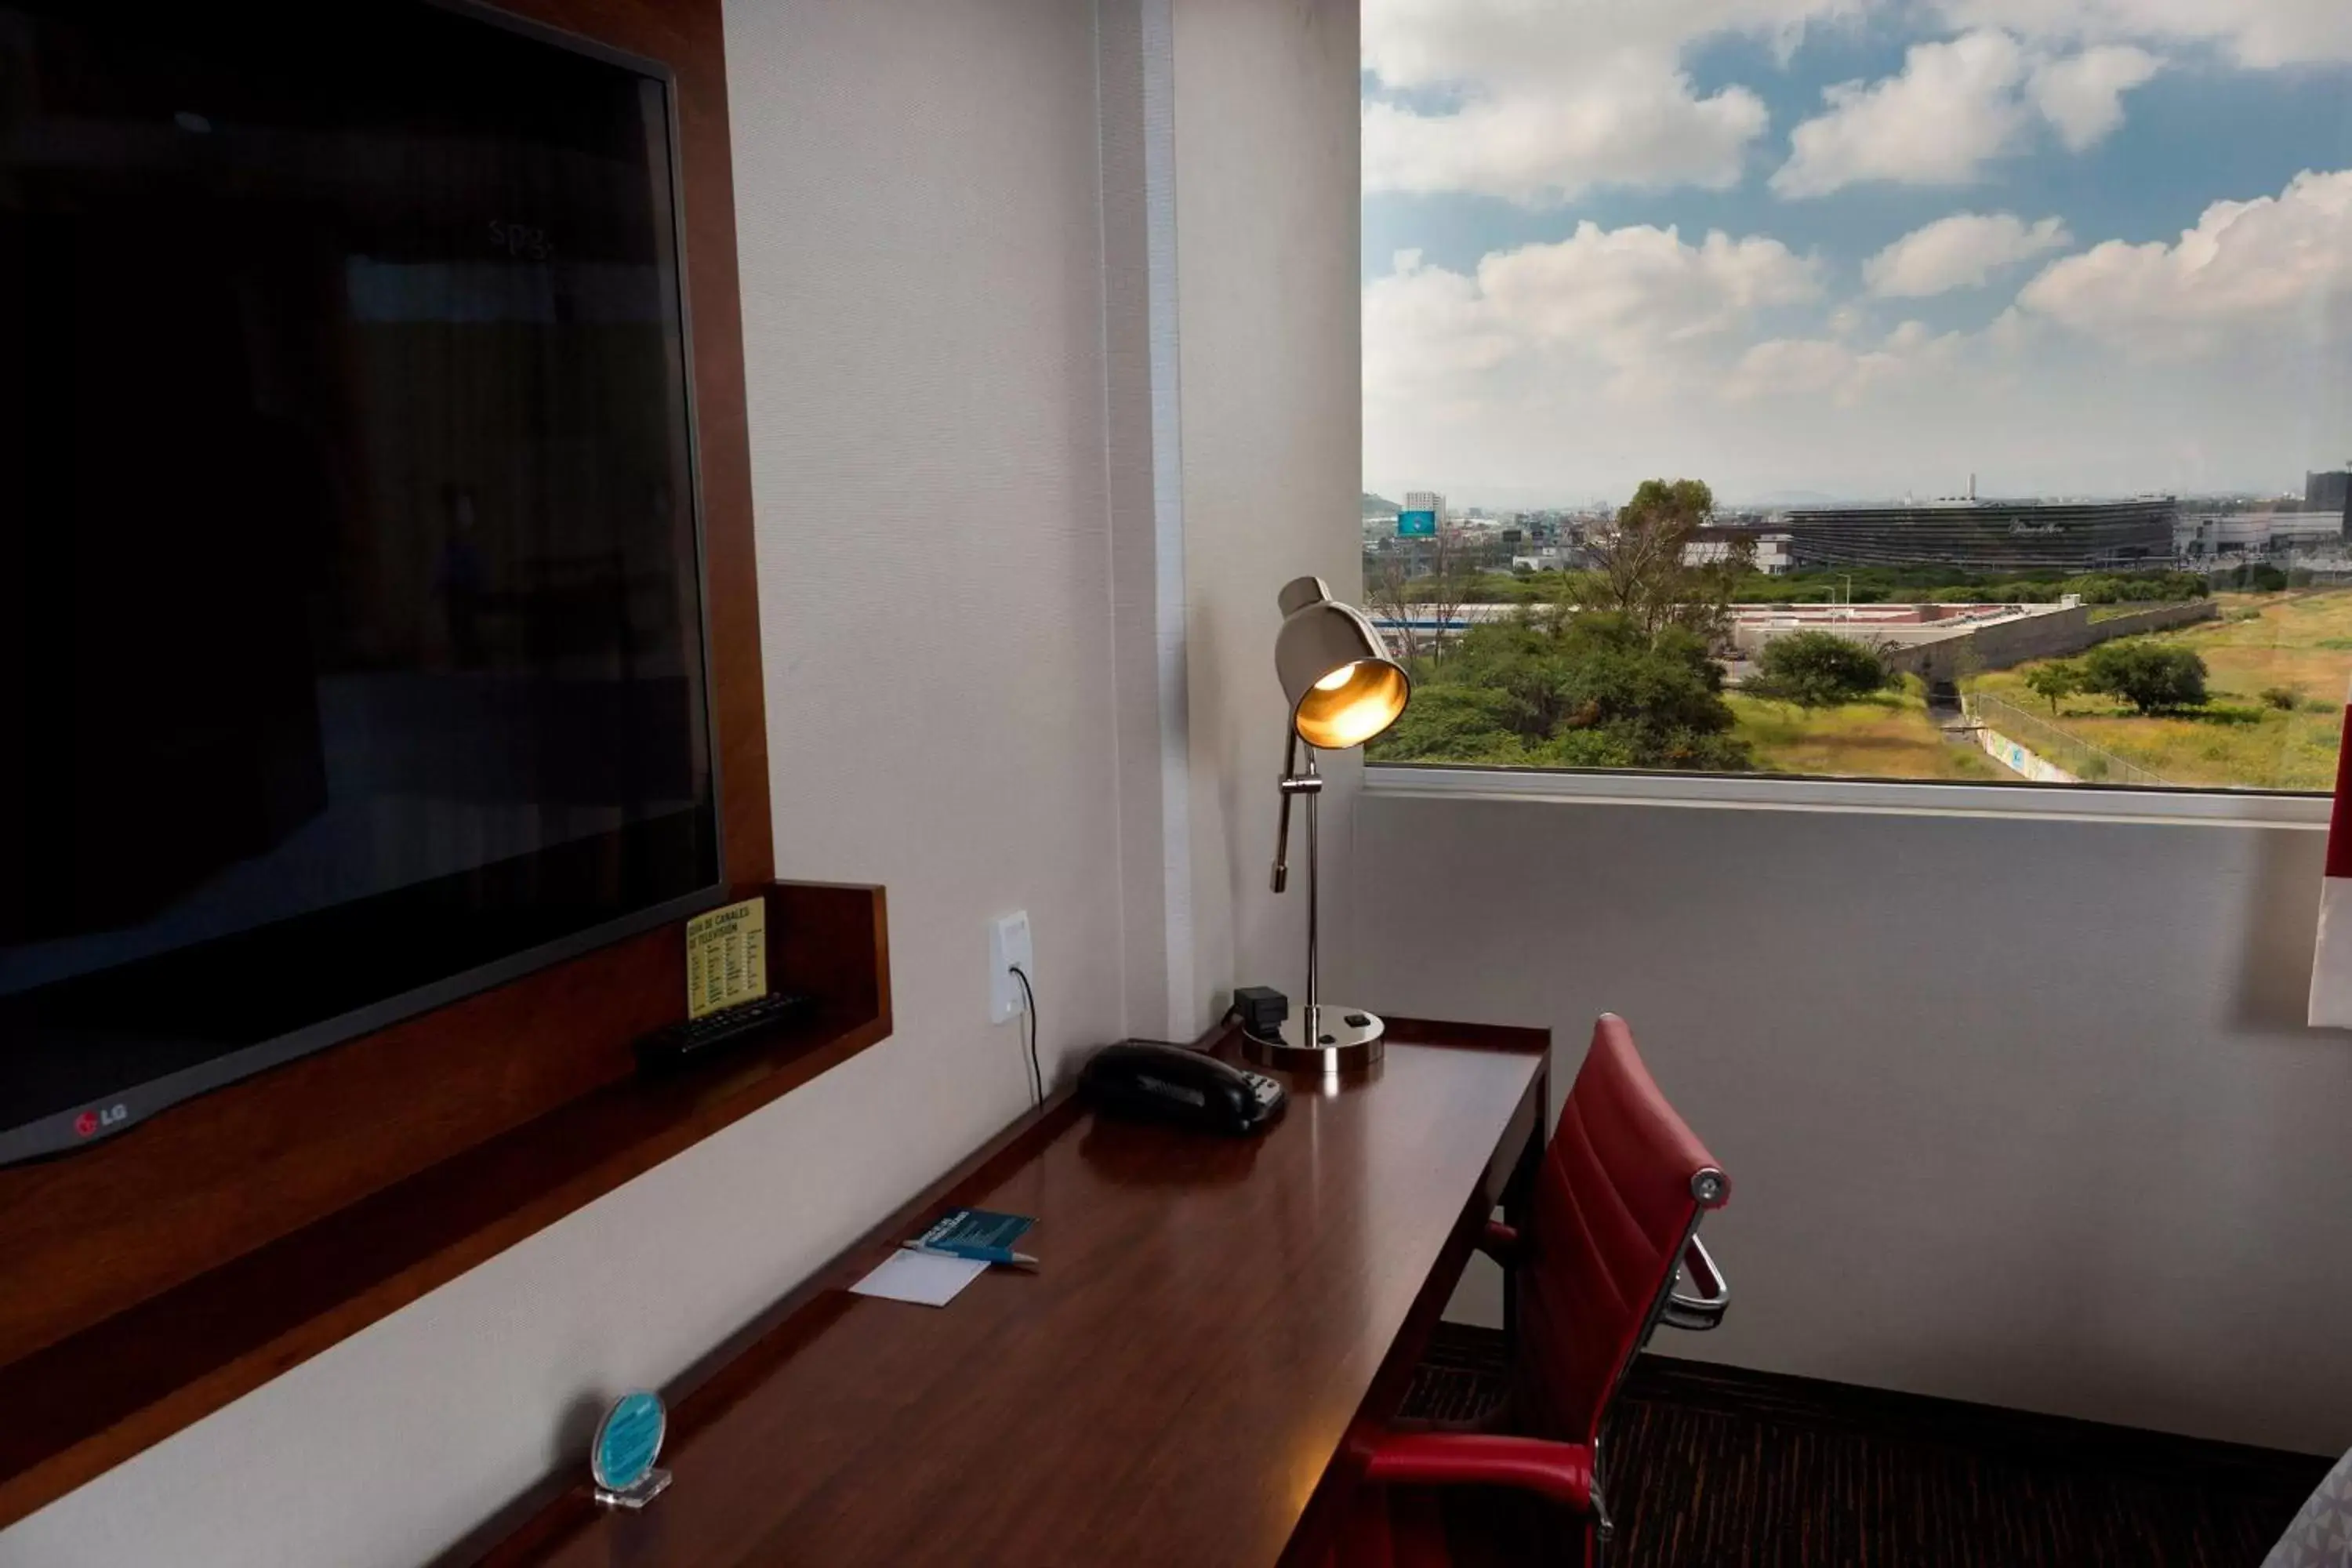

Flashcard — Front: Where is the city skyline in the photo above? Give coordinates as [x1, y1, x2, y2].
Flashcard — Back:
[1374, 474, 2343, 512]
[1363, 0, 2352, 506]
[1364, 477, 2343, 514]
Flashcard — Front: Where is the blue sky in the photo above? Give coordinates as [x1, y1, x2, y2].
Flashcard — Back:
[1360, 2, 2352, 506]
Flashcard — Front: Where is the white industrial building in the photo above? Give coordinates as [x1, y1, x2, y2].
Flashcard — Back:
[2179, 510, 2346, 557]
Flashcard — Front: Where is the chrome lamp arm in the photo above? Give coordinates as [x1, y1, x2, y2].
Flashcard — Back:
[1269, 729, 1322, 894]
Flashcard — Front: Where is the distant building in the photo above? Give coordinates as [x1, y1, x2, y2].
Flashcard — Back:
[2264, 512, 2345, 549]
[1681, 527, 1793, 575]
[1403, 490, 1446, 519]
[2180, 510, 2347, 557]
[2310, 470, 2351, 523]
[2180, 514, 2270, 557]
[1780, 499, 2176, 573]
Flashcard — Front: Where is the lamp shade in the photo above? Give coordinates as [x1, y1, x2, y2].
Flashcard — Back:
[1274, 576, 1410, 750]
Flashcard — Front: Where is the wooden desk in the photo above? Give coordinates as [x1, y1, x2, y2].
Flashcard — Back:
[471, 1018, 1548, 1568]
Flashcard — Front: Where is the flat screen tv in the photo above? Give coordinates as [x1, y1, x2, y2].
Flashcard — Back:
[0, 0, 724, 1164]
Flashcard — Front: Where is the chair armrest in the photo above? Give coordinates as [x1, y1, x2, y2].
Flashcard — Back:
[1476, 1220, 1524, 1265]
[1362, 1432, 1595, 1512]
[1658, 1232, 1729, 1332]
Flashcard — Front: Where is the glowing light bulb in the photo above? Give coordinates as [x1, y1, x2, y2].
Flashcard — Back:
[1312, 665, 1357, 691]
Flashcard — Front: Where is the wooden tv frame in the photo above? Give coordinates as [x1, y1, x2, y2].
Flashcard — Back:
[0, 0, 889, 1530]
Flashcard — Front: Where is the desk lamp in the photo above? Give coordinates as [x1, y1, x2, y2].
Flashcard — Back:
[1245, 576, 1411, 1073]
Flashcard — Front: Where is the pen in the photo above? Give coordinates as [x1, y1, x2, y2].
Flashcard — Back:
[900, 1240, 1039, 1270]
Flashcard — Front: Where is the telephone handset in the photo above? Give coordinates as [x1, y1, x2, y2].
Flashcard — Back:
[1079, 1042, 1287, 1136]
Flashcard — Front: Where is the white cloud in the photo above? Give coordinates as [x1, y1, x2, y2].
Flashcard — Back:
[2031, 45, 2164, 151]
[1362, 0, 1868, 204]
[1864, 212, 2074, 296]
[2019, 168, 2352, 356]
[1772, 31, 2161, 197]
[1722, 321, 1967, 402]
[1363, 78, 1767, 205]
[1725, 336, 1869, 399]
[1471, 225, 1824, 358]
[1937, 0, 2352, 68]
[1361, 0, 1871, 105]
[1772, 31, 2032, 196]
[1362, 255, 1526, 397]
[1364, 186, 2352, 503]
[1366, 221, 1821, 405]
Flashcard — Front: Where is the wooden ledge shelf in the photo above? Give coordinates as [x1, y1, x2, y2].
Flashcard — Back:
[0, 880, 891, 1530]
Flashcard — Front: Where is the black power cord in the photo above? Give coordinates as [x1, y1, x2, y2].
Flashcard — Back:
[1010, 964, 1042, 1107]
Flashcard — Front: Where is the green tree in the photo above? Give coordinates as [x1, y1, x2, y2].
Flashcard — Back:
[1576, 478, 1749, 641]
[2082, 641, 2208, 713]
[1367, 609, 1750, 772]
[1748, 630, 1887, 710]
[1365, 525, 1478, 666]
[2024, 659, 2086, 715]
[1373, 686, 1541, 765]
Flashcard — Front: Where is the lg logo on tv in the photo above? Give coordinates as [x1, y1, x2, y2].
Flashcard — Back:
[73, 1103, 129, 1139]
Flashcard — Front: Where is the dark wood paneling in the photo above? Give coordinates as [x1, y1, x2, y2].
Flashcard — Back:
[0, 0, 856, 1530]
[468, 1024, 1551, 1568]
[484, 0, 775, 886]
[0, 884, 889, 1529]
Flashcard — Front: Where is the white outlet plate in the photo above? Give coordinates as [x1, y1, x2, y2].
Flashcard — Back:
[989, 911, 1033, 1024]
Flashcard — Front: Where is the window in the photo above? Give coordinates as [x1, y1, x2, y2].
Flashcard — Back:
[1361, 3, 2352, 793]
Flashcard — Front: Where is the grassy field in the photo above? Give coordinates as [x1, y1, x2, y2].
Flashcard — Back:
[1971, 590, 2352, 791]
[1732, 688, 2003, 782]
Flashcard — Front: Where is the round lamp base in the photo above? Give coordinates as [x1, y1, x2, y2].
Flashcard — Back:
[1242, 1005, 1385, 1075]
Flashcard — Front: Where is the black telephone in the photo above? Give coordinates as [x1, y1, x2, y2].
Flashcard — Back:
[1079, 1042, 1287, 1136]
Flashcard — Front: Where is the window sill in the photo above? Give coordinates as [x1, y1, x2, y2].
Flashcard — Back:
[1364, 764, 2332, 829]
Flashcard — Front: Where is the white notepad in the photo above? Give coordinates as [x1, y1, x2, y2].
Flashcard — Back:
[848, 1248, 989, 1308]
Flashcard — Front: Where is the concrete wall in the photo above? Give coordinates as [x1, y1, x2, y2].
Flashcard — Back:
[1740, 606, 2092, 683]
[1973, 724, 2083, 784]
[2086, 599, 2227, 642]
[1747, 599, 2222, 684]
[1343, 789, 2352, 1456]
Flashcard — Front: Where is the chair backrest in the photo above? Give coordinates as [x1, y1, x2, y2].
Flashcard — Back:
[1517, 1014, 1729, 1446]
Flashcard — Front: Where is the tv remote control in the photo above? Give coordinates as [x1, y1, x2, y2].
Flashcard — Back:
[634, 991, 815, 1073]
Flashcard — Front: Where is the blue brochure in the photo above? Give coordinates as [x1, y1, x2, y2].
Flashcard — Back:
[914, 1207, 1035, 1261]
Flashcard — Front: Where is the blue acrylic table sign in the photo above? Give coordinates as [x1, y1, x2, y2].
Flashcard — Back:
[590, 1389, 673, 1510]
[913, 1207, 1034, 1262]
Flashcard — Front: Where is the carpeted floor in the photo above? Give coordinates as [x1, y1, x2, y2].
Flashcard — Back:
[1400, 1325, 2332, 1568]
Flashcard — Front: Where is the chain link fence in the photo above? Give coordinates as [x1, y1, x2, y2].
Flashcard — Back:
[1965, 693, 2172, 787]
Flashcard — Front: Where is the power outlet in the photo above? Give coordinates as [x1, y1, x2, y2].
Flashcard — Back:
[988, 911, 1033, 1024]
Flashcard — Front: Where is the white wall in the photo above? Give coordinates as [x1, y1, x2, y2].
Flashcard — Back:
[1346, 790, 2352, 1457]
[2, 3, 1130, 1563]
[1171, 0, 1364, 1033]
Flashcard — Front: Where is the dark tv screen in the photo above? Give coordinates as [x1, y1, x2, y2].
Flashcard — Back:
[0, 0, 723, 1163]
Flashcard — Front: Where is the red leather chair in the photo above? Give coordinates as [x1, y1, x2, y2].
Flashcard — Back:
[1340, 1014, 1731, 1567]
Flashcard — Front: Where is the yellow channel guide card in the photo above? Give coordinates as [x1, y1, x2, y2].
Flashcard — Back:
[684, 897, 768, 1019]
